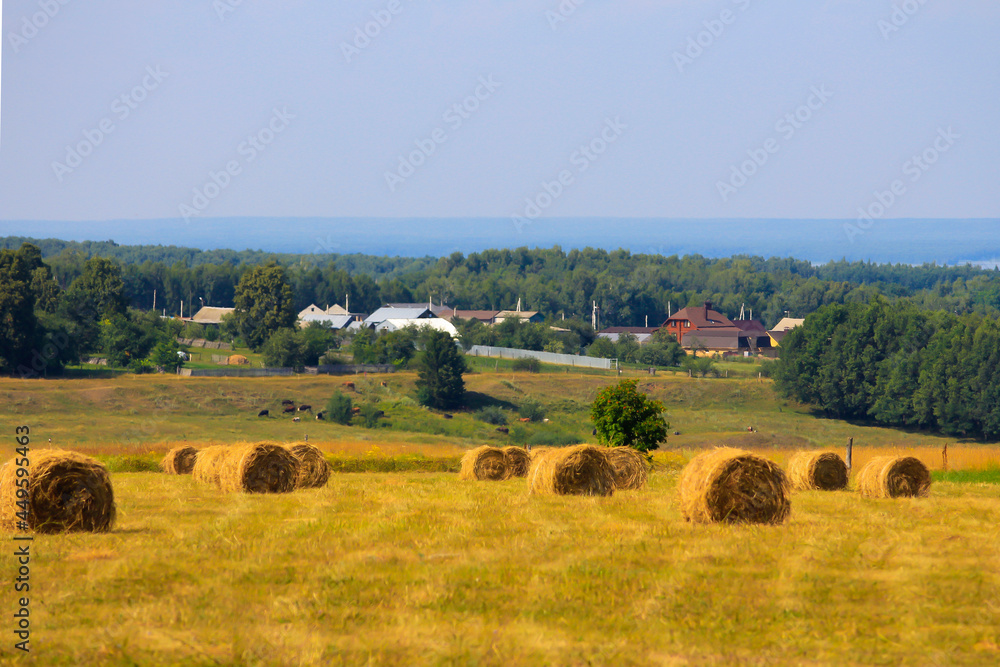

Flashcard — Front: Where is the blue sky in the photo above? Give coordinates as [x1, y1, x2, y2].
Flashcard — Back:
[1, 0, 997, 227]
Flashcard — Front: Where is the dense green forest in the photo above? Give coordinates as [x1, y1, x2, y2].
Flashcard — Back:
[776, 298, 1000, 440]
[4, 236, 1000, 328]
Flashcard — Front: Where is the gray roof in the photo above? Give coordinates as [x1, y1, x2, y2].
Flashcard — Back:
[364, 306, 433, 325]
[301, 313, 355, 329]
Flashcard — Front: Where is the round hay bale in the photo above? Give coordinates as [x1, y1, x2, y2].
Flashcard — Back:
[192, 445, 231, 487]
[528, 445, 616, 497]
[287, 443, 331, 489]
[856, 456, 930, 499]
[161, 446, 199, 475]
[501, 446, 531, 478]
[606, 447, 649, 491]
[459, 446, 508, 481]
[788, 451, 848, 491]
[678, 448, 791, 524]
[218, 443, 299, 494]
[0, 450, 115, 534]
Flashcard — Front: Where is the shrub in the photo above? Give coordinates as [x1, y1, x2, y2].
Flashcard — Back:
[358, 402, 383, 428]
[325, 391, 353, 425]
[511, 357, 541, 372]
[590, 379, 668, 453]
[518, 398, 546, 422]
[475, 406, 508, 425]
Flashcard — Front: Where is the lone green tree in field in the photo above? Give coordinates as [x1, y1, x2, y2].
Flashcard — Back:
[414, 329, 467, 409]
[591, 379, 668, 453]
[232, 262, 296, 351]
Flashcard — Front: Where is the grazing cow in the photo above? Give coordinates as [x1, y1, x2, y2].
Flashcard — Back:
[281, 399, 294, 406]
[283, 405, 296, 414]
[443, 413, 453, 419]
[518, 417, 531, 423]
[495, 427, 509, 434]
[299, 404, 312, 412]
[351, 407, 362, 415]
[315, 412, 325, 421]
[343, 382, 355, 391]
[592, 428, 597, 435]
[380, 381, 387, 387]
[673, 431, 681, 436]
[375, 410, 385, 418]
[292, 417, 301, 423]
[258, 409, 269, 418]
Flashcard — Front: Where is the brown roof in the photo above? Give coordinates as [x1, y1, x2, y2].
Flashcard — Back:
[663, 303, 735, 329]
[190, 306, 235, 325]
[448, 309, 499, 322]
[682, 329, 742, 349]
[733, 320, 767, 332]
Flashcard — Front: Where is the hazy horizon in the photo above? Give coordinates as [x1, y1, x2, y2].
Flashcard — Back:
[3, 217, 999, 268]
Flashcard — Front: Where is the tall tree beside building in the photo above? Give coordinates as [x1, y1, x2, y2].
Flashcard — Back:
[414, 329, 467, 409]
[232, 262, 297, 350]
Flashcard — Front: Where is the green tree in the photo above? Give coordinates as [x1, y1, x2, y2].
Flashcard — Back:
[299, 322, 335, 365]
[66, 256, 127, 319]
[325, 391, 354, 425]
[587, 337, 616, 358]
[590, 379, 668, 453]
[232, 262, 296, 351]
[149, 339, 185, 372]
[0, 248, 39, 374]
[99, 310, 161, 369]
[261, 328, 305, 368]
[414, 329, 467, 409]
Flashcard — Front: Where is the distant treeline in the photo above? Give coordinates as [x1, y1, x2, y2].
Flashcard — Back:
[776, 298, 1000, 440]
[4, 236, 1000, 328]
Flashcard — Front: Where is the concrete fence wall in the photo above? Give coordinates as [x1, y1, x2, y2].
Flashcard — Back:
[467, 345, 613, 370]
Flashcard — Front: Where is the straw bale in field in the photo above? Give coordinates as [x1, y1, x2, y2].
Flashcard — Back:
[788, 451, 848, 491]
[287, 443, 331, 489]
[218, 443, 299, 494]
[192, 445, 230, 487]
[679, 448, 790, 524]
[459, 446, 508, 481]
[606, 447, 649, 490]
[0, 450, 115, 534]
[501, 446, 531, 478]
[528, 444, 616, 496]
[161, 446, 199, 475]
[856, 456, 930, 499]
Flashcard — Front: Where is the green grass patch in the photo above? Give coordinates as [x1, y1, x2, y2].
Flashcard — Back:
[326, 454, 461, 473]
[96, 453, 163, 473]
[932, 467, 1000, 484]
